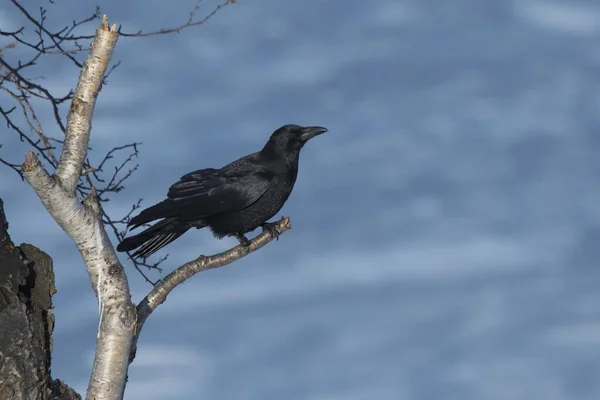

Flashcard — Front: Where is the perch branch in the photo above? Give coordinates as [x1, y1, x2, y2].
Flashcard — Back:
[129, 216, 292, 362]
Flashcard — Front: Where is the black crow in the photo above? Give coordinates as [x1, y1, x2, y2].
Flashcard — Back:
[116, 124, 327, 259]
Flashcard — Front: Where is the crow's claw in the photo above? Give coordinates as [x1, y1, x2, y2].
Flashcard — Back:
[261, 222, 280, 241]
[234, 233, 251, 247]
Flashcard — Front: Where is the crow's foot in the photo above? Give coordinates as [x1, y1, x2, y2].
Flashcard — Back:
[234, 233, 251, 247]
[260, 222, 280, 241]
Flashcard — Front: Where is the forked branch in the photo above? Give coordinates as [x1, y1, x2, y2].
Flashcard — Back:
[22, 16, 136, 400]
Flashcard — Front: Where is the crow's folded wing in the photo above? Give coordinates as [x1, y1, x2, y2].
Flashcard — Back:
[166, 168, 271, 216]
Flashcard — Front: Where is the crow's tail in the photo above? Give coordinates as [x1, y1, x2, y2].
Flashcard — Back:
[128, 200, 177, 229]
[117, 218, 192, 259]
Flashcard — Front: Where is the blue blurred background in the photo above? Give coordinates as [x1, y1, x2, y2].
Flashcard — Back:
[1, 0, 599, 398]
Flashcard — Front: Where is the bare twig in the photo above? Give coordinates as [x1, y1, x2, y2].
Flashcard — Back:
[0, 103, 59, 169]
[0, 145, 25, 179]
[2, 0, 237, 277]
[1, 84, 59, 166]
[119, 0, 235, 37]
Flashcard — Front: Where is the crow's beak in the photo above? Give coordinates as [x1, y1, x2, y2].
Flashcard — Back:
[299, 126, 328, 142]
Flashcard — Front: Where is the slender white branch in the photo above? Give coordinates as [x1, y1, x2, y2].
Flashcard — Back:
[54, 15, 119, 194]
[22, 16, 135, 400]
[130, 216, 292, 362]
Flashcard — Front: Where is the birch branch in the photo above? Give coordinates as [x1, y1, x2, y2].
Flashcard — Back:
[54, 17, 117, 194]
[22, 16, 136, 400]
[130, 216, 292, 362]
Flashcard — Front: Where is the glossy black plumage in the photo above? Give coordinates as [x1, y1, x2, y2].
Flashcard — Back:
[116, 124, 327, 259]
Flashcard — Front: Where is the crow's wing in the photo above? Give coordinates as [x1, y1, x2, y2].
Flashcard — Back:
[166, 167, 271, 216]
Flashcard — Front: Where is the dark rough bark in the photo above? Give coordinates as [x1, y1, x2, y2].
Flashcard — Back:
[0, 198, 80, 400]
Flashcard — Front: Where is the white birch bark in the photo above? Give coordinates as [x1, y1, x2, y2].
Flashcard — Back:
[22, 16, 135, 400]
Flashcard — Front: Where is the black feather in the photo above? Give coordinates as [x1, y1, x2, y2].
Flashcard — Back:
[117, 124, 327, 259]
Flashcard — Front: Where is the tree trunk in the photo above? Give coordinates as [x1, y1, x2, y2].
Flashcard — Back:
[0, 198, 80, 400]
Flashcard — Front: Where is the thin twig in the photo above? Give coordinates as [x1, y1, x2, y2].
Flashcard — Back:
[119, 0, 234, 37]
[2, 0, 236, 279]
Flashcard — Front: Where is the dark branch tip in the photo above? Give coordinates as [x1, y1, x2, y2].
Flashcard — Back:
[22, 151, 40, 172]
[280, 216, 292, 229]
[100, 15, 109, 30]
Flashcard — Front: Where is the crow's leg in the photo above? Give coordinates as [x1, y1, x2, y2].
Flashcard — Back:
[260, 222, 280, 241]
[192, 220, 207, 229]
[234, 233, 251, 247]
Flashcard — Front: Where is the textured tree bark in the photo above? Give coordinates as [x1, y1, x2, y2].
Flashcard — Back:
[22, 16, 135, 400]
[0, 198, 81, 400]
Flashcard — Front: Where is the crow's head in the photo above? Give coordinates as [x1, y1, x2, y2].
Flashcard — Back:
[266, 124, 328, 153]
